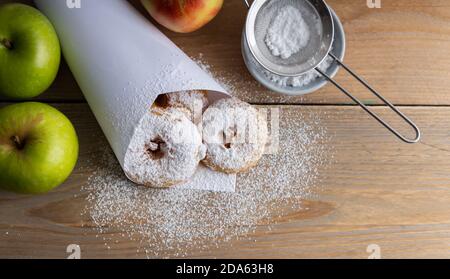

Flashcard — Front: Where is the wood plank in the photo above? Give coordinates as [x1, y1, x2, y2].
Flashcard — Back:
[0, 103, 449, 259]
[1, 0, 450, 105]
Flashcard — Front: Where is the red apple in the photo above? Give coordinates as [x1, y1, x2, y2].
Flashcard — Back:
[141, 0, 223, 33]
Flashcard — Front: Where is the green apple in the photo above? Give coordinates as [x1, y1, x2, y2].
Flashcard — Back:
[0, 102, 78, 194]
[0, 3, 61, 99]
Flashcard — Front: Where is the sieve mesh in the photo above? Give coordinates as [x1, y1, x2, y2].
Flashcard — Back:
[246, 0, 334, 76]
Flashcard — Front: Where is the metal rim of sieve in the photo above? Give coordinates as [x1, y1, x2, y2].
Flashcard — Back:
[245, 0, 334, 77]
[243, 0, 421, 144]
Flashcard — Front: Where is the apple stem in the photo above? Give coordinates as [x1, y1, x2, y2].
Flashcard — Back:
[11, 135, 25, 150]
[1, 38, 12, 49]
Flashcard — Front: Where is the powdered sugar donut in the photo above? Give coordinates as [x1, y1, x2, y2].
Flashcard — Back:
[202, 98, 268, 174]
[154, 90, 209, 124]
[124, 107, 206, 188]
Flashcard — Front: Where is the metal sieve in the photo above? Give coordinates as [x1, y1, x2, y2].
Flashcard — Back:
[243, 0, 421, 144]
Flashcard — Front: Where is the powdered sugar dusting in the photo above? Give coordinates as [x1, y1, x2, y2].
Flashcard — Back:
[123, 107, 205, 188]
[265, 5, 310, 59]
[165, 90, 209, 125]
[192, 54, 312, 103]
[83, 105, 332, 258]
[166, 91, 209, 112]
[82, 55, 333, 258]
[264, 55, 334, 87]
[203, 98, 268, 173]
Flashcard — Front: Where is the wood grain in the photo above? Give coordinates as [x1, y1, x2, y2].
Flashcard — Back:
[1, 0, 450, 105]
[1, 0, 449, 259]
[0, 104, 449, 259]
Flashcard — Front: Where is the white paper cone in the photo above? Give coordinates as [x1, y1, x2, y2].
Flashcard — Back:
[35, 0, 235, 192]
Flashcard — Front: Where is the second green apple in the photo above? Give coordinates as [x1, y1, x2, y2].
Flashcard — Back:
[0, 102, 79, 194]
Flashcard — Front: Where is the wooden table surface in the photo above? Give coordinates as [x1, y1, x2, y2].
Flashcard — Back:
[1, 0, 450, 259]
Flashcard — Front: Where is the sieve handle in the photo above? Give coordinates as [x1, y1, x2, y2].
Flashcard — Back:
[316, 53, 421, 144]
[244, 0, 254, 8]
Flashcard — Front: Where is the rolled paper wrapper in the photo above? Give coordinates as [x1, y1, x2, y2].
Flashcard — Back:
[35, 0, 235, 192]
